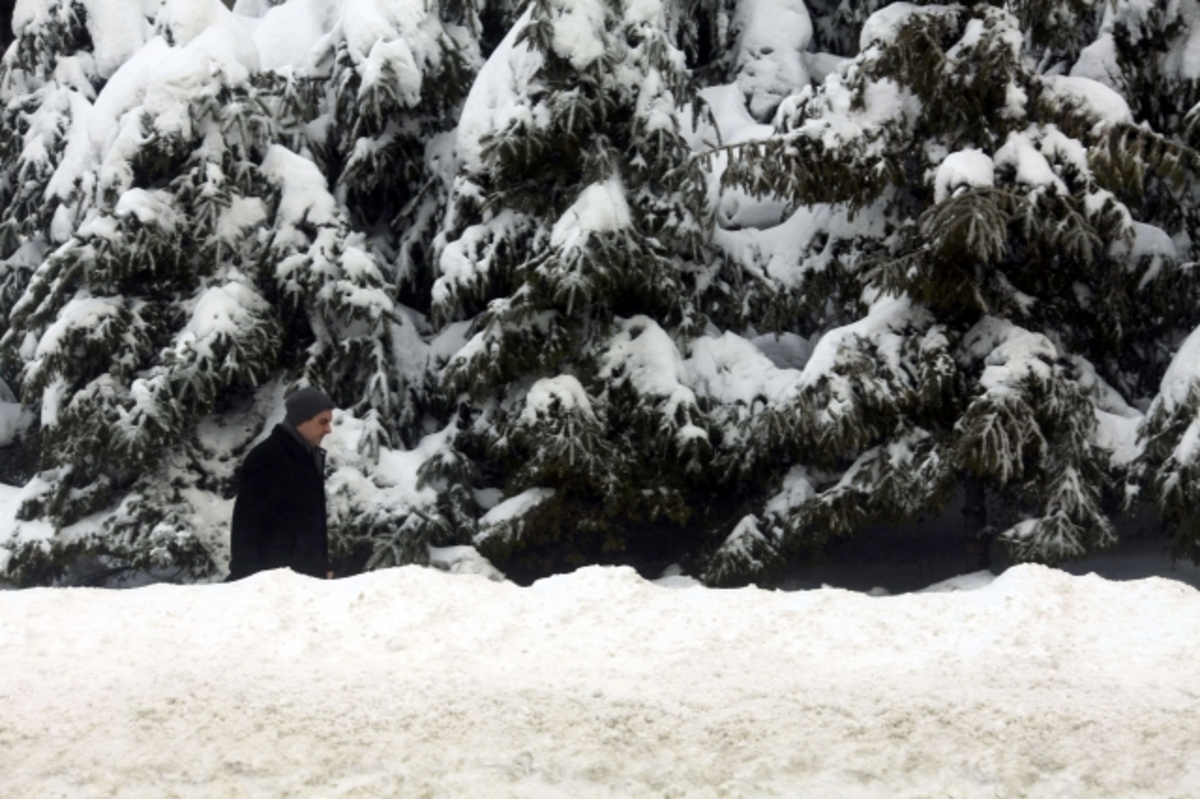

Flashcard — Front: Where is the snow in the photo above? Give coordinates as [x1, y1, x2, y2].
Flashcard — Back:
[178, 282, 269, 346]
[698, 83, 775, 148]
[157, 0, 229, 48]
[455, 5, 543, 172]
[252, 0, 331, 69]
[1164, 0, 1200, 80]
[479, 486, 555, 527]
[1071, 34, 1123, 89]
[1105, 219, 1176, 288]
[13, 0, 158, 78]
[1042, 74, 1133, 129]
[0, 403, 33, 448]
[730, 0, 812, 120]
[427, 545, 505, 579]
[42, 88, 93, 204]
[994, 130, 1067, 193]
[521, 375, 595, 422]
[260, 144, 339, 227]
[547, 0, 607, 70]
[549, 178, 632, 251]
[115, 188, 180, 230]
[788, 72, 920, 155]
[599, 317, 697, 417]
[31, 297, 123, 362]
[88, 37, 174, 153]
[859, 3, 954, 51]
[716, 200, 888, 280]
[148, 16, 261, 100]
[360, 38, 422, 106]
[963, 316, 1057, 395]
[327, 418, 442, 516]
[1, 564, 1199, 795]
[933, 149, 994, 203]
[748, 331, 813, 370]
[799, 294, 923, 394]
[764, 464, 816, 516]
[215, 196, 268, 242]
[232, 0, 274, 15]
[1155, 323, 1200, 413]
[6, 7, 1200, 790]
[0, 485, 54, 568]
[687, 331, 802, 407]
[697, 83, 785, 230]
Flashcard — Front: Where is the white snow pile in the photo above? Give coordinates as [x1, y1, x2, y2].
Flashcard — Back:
[2, 564, 1199, 797]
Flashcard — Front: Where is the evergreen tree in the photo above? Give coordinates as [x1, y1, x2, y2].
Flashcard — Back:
[0, 0, 150, 345]
[1096, 1, 1200, 563]
[423, 0, 721, 576]
[709, 2, 1200, 583]
[297, 0, 480, 307]
[0, 0, 470, 584]
[4, 0, 1200, 587]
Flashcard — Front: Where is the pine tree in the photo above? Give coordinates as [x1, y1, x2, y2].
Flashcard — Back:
[0, 0, 467, 584]
[1093, 0, 1200, 563]
[0, 0, 139, 349]
[423, 0, 722, 577]
[299, 0, 481, 308]
[6, 0, 1200, 587]
[708, 2, 1200, 582]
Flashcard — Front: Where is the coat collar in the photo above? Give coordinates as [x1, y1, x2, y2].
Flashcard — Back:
[271, 423, 326, 464]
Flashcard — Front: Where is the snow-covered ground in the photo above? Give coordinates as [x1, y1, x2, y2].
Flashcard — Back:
[2, 564, 1199, 797]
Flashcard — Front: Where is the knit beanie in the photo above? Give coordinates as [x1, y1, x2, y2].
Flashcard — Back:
[285, 387, 336, 426]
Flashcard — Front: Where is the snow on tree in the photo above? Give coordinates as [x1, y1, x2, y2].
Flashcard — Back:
[0, 0, 156, 342]
[275, 0, 481, 307]
[709, 3, 1200, 582]
[1092, 0, 1200, 565]
[0, 0, 475, 585]
[423, 0, 723, 576]
[4, 0, 1200, 587]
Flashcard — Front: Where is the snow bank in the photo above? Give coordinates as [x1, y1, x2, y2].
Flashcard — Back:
[1, 565, 1199, 796]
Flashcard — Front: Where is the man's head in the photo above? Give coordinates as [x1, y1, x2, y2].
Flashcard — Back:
[285, 387, 336, 446]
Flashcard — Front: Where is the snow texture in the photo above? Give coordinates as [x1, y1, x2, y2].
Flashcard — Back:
[521, 375, 595, 422]
[1041, 75, 1132, 129]
[547, 0, 607, 70]
[550, 178, 632, 251]
[14, 0, 158, 77]
[730, 0, 812, 120]
[0, 565, 1198, 796]
[1154, 323, 1200, 414]
[455, 5, 542, 172]
[479, 486, 556, 527]
[934, 149, 994, 203]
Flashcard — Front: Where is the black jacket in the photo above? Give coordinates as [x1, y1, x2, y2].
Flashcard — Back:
[228, 424, 329, 580]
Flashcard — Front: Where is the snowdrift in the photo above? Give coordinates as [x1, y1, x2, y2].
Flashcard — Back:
[1, 564, 1199, 797]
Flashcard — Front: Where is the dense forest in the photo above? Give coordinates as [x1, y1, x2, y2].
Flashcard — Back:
[3, 0, 1200, 587]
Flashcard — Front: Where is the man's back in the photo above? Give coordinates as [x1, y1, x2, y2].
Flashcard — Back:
[228, 424, 328, 580]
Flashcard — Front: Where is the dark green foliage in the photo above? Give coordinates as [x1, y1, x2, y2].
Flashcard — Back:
[426, 0, 720, 577]
[713, 3, 1200, 574]
[5, 0, 1200, 586]
[0, 1, 463, 582]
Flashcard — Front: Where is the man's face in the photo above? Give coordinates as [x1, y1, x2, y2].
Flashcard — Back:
[296, 410, 334, 447]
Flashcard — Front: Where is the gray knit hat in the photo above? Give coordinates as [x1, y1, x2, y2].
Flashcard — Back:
[285, 387, 336, 426]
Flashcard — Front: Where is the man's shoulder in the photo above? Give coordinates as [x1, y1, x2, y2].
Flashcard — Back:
[244, 425, 292, 465]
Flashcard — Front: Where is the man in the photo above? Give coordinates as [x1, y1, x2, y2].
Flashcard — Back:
[227, 387, 336, 581]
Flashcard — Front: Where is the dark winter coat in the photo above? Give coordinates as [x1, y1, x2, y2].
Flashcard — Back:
[228, 424, 329, 580]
